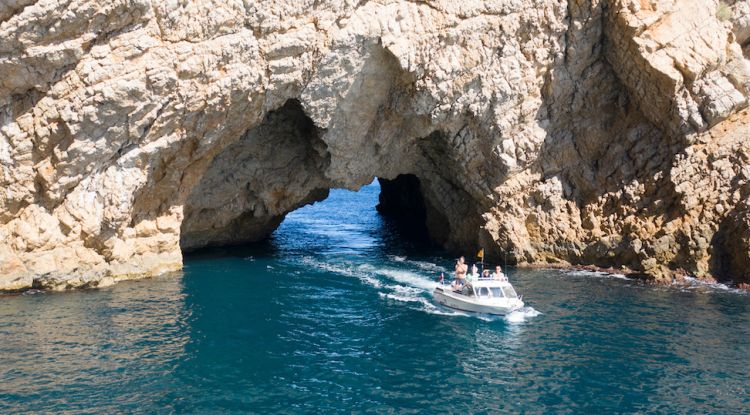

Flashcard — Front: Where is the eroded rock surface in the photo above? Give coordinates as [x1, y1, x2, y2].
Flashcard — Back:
[1, 0, 750, 290]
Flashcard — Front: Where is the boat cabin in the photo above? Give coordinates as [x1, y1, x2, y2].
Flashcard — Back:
[460, 279, 518, 299]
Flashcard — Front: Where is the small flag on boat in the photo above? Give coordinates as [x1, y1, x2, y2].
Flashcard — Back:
[477, 248, 484, 259]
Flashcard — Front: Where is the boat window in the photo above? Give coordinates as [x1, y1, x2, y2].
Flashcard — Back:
[490, 287, 504, 298]
[477, 287, 490, 298]
[501, 286, 518, 298]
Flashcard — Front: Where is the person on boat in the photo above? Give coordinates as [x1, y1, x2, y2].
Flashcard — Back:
[465, 264, 477, 284]
[452, 257, 468, 290]
[492, 265, 507, 281]
[482, 269, 491, 279]
[454, 256, 467, 280]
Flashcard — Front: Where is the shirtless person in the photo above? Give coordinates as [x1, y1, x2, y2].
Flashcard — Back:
[453, 256, 468, 290]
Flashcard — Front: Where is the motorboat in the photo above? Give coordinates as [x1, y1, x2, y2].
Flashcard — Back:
[433, 276, 524, 315]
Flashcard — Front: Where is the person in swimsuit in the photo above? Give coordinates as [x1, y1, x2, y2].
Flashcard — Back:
[453, 256, 468, 290]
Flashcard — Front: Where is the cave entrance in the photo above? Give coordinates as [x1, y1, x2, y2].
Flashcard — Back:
[180, 177, 437, 262]
[265, 176, 435, 259]
[179, 99, 331, 253]
[375, 174, 435, 246]
[178, 99, 442, 256]
[169, 35, 489, 263]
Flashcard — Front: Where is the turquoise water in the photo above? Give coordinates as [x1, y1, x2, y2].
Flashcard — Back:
[2, 182, 750, 414]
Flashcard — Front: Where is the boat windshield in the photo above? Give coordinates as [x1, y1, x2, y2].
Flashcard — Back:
[490, 287, 504, 298]
[501, 285, 518, 298]
[477, 287, 490, 298]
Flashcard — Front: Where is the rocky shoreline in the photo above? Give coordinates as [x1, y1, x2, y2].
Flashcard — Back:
[509, 262, 750, 293]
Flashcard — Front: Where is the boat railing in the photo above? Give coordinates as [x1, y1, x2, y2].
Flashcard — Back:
[475, 276, 508, 281]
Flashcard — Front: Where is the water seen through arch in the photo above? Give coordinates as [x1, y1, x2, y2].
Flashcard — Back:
[1, 181, 749, 413]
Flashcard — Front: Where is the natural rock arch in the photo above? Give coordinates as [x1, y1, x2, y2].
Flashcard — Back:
[178, 95, 484, 256]
[2, 0, 750, 291]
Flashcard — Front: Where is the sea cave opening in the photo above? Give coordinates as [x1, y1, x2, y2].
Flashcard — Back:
[181, 175, 437, 263]
[178, 99, 442, 259]
[374, 174, 435, 246]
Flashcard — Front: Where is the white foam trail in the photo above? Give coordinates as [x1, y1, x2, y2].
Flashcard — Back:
[418, 302, 481, 319]
[360, 276, 382, 289]
[358, 263, 376, 272]
[386, 284, 423, 296]
[375, 268, 438, 291]
[408, 261, 448, 273]
[379, 292, 431, 305]
[504, 306, 541, 323]
[386, 255, 447, 273]
[299, 257, 382, 288]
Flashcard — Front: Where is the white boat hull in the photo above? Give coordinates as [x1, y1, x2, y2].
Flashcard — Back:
[433, 286, 523, 315]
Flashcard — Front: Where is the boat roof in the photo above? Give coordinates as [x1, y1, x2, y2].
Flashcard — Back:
[470, 278, 515, 288]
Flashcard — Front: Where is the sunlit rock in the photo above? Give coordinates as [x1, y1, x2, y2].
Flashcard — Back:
[1, 0, 750, 290]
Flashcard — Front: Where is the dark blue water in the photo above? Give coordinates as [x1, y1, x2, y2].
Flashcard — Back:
[2, 182, 750, 414]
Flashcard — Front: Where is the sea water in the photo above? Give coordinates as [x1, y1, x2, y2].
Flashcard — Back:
[1, 182, 749, 414]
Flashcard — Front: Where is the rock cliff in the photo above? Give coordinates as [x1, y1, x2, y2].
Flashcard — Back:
[2, 0, 750, 290]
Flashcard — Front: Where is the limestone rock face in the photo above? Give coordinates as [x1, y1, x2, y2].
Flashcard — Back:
[1, 0, 750, 290]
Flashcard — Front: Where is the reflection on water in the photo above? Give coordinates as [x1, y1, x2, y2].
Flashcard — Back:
[1, 182, 750, 414]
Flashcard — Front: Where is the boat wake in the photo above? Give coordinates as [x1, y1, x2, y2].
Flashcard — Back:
[299, 255, 541, 323]
[388, 255, 449, 273]
[373, 268, 438, 291]
[504, 306, 541, 323]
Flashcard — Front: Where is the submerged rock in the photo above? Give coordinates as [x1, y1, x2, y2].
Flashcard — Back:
[1, 0, 750, 290]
